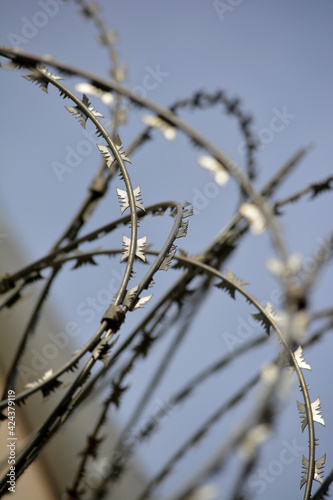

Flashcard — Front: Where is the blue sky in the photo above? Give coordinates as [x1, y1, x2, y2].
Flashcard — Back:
[1, 1, 333, 499]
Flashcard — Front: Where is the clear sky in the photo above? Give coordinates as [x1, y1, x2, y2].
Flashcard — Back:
[1, 1, 332, 499]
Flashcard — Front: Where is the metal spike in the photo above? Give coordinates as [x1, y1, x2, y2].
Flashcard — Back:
[65, 105, 88, 128]
[227, 269, 248, 288]
[169, 207, 177, 218]
[121, 235, 131, 262]
[25, 369, 53, 389]
[118, 185, 145, 215]
[22, 72, 48, 92]
[215, 269, 248, 300]
[25, 369, 63, 397]
[121, 235, 147, 262]
[152, 206, 167, 216]
[230, 269, 248, 287]
[58, 89, 68, 99]
[91, 338, 110, 362]
[2, 61, 22, 71]
[123, 285, 139, 308]
[176, 220, 189, 239]
[294, 345, 311, 371]
[97, 140, 131, 169]
[297, 397, 325, 432]
[252, 302, 283, 334]
[182, 207, 194, 218]
[120, 235, 131, 262]
[133, 294, 152, 310]
[160, 247, 177, 271]
[65, 94, 103, 128]
[119, 149, 131, 164]
[130, 219, 141, 228]
[97, 144, 114, 168]
[300, 454, 326, 489]
[133, 185, 145, 212]
[136, 235, 147, 262]
[116, 188, 130, 214]
[115, 135, 131, 163]
[22, 65, 63, 93]
[251, 312, 269, 334]
[264, 301, 282, 320]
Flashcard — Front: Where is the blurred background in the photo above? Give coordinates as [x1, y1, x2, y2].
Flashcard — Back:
[0, 1, 332, 499]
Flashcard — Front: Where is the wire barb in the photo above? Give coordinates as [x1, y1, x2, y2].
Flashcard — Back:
[22, 64, 63, 93]
[116, 185, 145, 214]
[97, 135, 131, 168]
[159, 246, 177, 271]
[297, 397, 325, 432]
[176, 220, 189, 239]
[294, 345, 312, 371]
[121, 235, 147, 262]
[65, 93, 103, 128]
[215, 269, 248, 300]
[251, 302, 282, 335]
[300, 454, 326, 489]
